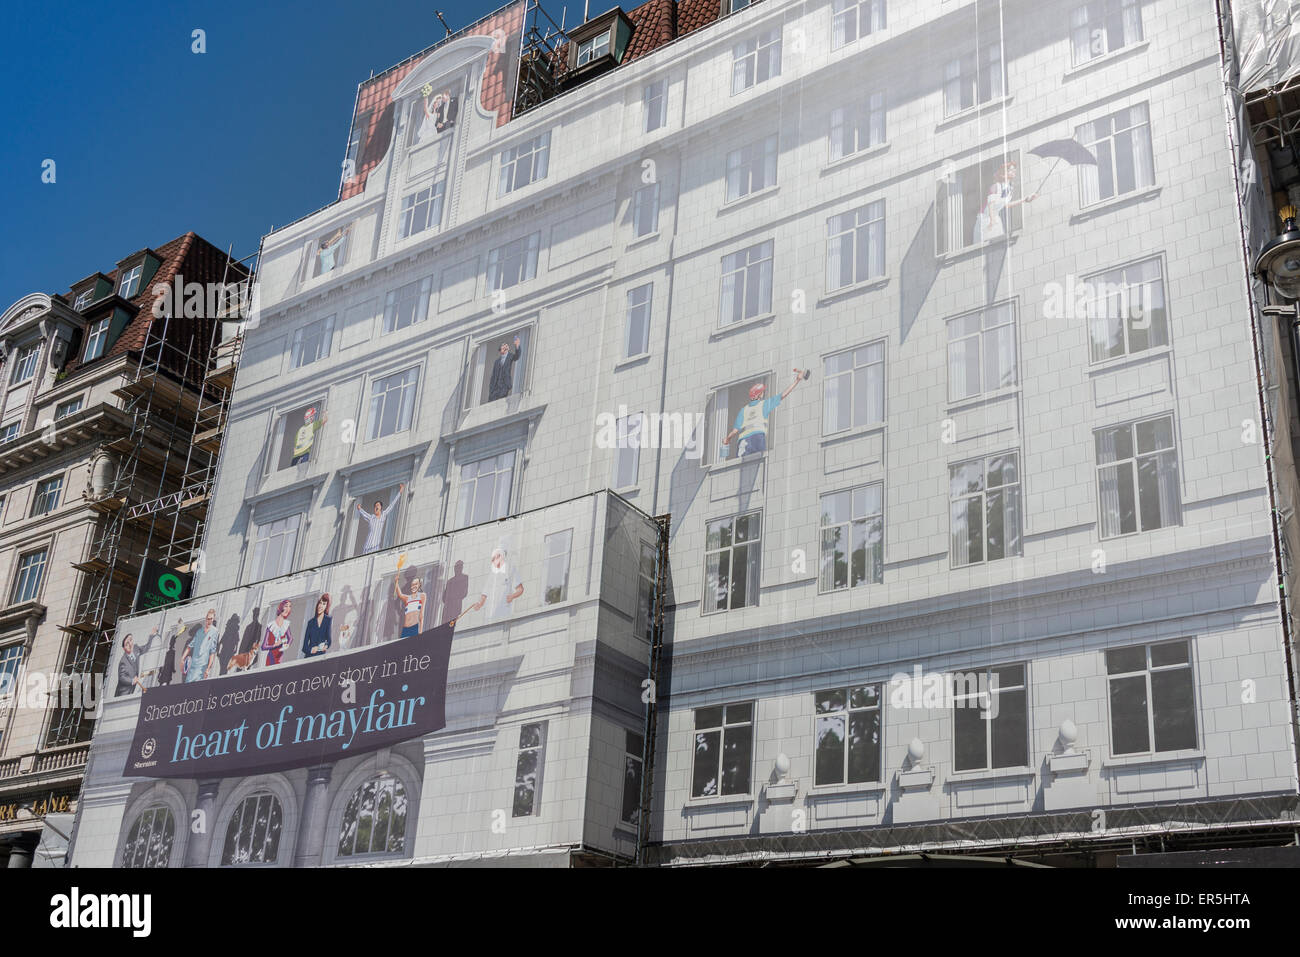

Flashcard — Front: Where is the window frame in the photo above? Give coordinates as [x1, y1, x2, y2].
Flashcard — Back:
[486, 233, 542, 292]
[731, 28, 782, 95]
[812, 684, 884, 787]
[1082, 256, 1168, 363]
[724, 133, 779, 203]
[943, 38, 1005, 117]
[949, 451, 1023, 568]
[951, 663, 1030, 771]
[53, 396, 84, 420]
[690, 702, 755, 798]
[1075, 102, 1155, 207]
[826, 200, 886, 291]
[457, 449, 519, 528]
[249, 513, 302, 583]
[821, 340, 885, 435]
[512, 722, 548, 817]
[831, 0, 887, 49]
[118, 264, 144, 299]
[1105, 639, 1198, 757]
[220, 791, 284, 867]
[944, 300, 1019, 403]
[30, 474, 64, 517]
[1070, 0, 1144, 67]
[620, 729, 646, 826]
[818, 482, 885, 593]
[10, 343, 40, 385]
[702, 510, 762, 615]
[829, 92, 886, 163]
[624, 284, 653, 358]
[542, 528, 574, 605]
[1094, 413, 1181, 539]
[83, 317, 111, 362]
[719, 239, 775, 328]
[10, 546, 49, 604]
[366, 365, 421, 442]
[643, 79, 668, 133]
[398, 179, 447, 240]
[290, 314, 336, 370]
[498, 132, 552, 197]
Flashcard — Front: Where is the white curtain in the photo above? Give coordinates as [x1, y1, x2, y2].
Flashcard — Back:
[944, 170, 965, 253]
[1156, 451, 1181, 528]
[1078, 120, 1101, 206]
[1130, 106, 1154, 189]
[1098, 431, 1123, 537]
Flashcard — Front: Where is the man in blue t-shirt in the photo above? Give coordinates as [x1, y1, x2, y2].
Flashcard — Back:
[723, 368, 808, 458]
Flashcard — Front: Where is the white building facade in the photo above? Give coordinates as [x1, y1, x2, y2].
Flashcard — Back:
[72, 0, 1300, 866]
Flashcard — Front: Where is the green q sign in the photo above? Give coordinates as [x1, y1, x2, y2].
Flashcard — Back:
[132, 560, 193, 612]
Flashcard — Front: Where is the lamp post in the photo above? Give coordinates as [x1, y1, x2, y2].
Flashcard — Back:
[1255, 206, 1300, 303]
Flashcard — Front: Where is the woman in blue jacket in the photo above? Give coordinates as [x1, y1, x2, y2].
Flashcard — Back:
[302, 593, 333, 658]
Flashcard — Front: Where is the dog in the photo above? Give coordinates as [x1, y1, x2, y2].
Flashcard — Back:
[227, 646, 259, 674]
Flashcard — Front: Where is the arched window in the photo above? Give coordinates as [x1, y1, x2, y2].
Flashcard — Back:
[337, 772, 407, 858]
[221, 791, 283, 866]
[121, 805, 175, 868]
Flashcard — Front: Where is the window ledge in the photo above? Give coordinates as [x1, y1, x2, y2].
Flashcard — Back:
[614, 352, 652, 372]
[945, 765, 1036, 784]
[1101, 748, 1204, 769]
[1070, 186, 1163, 225]
[820, 422, 886, 446]
[946, 385, 1020, 414]
[807, 781, 886, 797]
[937, 233, 1020, 264]
[683, 793, 755, 809]
[818, 275, 889, 306]
[719, 184, 779, 213]
[705, 450, 765, 475]
[1063, 40, 1150, 80]
[935, 94, 1014, 132]
[627, 231, 661, 250]
[822, 141, 890, 175]
[709, 313, 776, 342]
[1086, 345, 1171, 375]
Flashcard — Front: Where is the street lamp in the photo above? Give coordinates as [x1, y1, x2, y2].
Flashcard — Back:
[1255, 206, 1300, 301]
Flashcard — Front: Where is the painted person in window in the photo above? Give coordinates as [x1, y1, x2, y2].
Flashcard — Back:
[393, 555, 426, 639]
[469, 545, 524, 624]
[181, 609, 221, 682]
[973, 161, 1037, 244]
[487, 336, 522, 402]
[356, 482, 405, 555]
[301, 593, 333, 657]
[722, 368, 808, 458]
[261, 600, 293, 666]
[115, 627, 159, 696]
[291, 407, 327, 466]
[317, 228, 347, 273]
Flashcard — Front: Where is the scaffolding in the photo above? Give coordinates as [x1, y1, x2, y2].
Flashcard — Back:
[46, 249, 253, 748]
[513, 0, 567, 117]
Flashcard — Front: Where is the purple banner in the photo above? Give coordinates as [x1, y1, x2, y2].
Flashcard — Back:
[123, 624, 454, 779]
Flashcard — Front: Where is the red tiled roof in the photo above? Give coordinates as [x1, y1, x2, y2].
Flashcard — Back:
[624, 0, 677, 64]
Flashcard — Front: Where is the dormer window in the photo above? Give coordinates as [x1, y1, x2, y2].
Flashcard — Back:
[72, 289, 95, 311]
[118, 264, 143, 299]
[576, 31, 610, 66]
[565, 8, 634, 78]
[84, 317, 111, 362]
[9, 344, 40, 385]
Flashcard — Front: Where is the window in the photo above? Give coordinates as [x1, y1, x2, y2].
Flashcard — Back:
[0, 643, 22, 704]
[121, 805, 176, 868]
[31, 475, 63, 516]
[290, 315, 335, 369]
[1084, 258, 1167, 362]
[819, 483, 884, 591]
[220, 792, 283, 865]
[409, 85, 459, 146]
[367, 367, 419, 440]
[826, 201, 885, 290]
[343, 109, 370, 181]
[382, 277, 432, 334]
[691, 703, 753, 797]
[946, 302, 1017, 402]
[726, 0, 754, 11]
[936, 151, 1024, 254]
[251, 515, 300, 582]
[267, 400, 327, 472]
[624, 284, 653, 358]
[823, 342, 884, 433]
[513, 723, 547, 816]
[10, 344, 39, 384]
[458, 451, 516, 527]
[830, 94, 886, 161]
[83, 318, 110, 362]
[621, 730, 645, 825]
[1071, 0, 1143, 66]
[732, 29, 782, 95]
[465, 327, 533, 408]
[633, 182, 660, 237]
[348, 483, 405, 557]
[814, 686, 882, 785]
[720, 240, 774, 327]
[643, 80, 667, 132]
[118, 264, 143, 299]
[313, 226, 351, 276]
[950, 452, 1021, 566]
[704, 375, 776, 464]
[498, 132, 551, 196]
[542, 529, 573, 604]
[635, 541, 657, 641]
[399, 180, 446, 239]
[614, 412, 642, 488]
[72, 289, 95, 311]
[953, 664, 1028, 771]
[54, 397, 83, 419]
[1095, 414, 1180, 537]
[576, 30, 610, 66]
[832, 0, 886, 48]
[1107, 640, 1196, 756]
[1077, 103, 1154, 205]
[0, 423, 17, 444]
[725, 135, 778, 202]
[703, 511, 761, 614]
[487, 233, 541, 291]
[943, 40, 1004, 116]
[337, 772, 407, 858]
[11, 548, 47, 603]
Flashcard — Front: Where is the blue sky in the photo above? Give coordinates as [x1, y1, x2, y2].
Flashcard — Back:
[0, 0, 526, 307]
